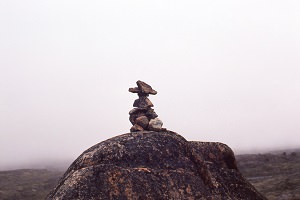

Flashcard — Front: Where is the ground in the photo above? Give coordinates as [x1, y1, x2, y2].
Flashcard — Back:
[0, 149, 299, 200]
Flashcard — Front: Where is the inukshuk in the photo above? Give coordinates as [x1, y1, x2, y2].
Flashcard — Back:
[129, 80, 164, 132]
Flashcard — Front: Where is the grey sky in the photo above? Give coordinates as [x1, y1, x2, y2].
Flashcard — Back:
[1, 0, 300, 170]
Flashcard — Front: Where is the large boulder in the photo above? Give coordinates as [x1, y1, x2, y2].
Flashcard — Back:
[47, 131, 266, 200]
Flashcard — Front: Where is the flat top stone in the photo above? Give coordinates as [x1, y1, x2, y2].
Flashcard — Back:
[128, 87, 140, 93]
[129, 80, 157, 95]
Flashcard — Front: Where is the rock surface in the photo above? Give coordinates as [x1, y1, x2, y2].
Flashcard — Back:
[47, 131, 266, 200]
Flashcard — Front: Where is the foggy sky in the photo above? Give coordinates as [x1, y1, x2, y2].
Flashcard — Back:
[1, 0, 300, 170]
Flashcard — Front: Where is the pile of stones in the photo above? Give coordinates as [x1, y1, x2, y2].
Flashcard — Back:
[129, 80, 164, 132]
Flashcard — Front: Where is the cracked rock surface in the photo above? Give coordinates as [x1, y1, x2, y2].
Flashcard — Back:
[47, 131, 266, 200]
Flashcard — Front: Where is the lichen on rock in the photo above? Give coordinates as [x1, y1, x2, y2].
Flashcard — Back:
[47, 131, 266, 200]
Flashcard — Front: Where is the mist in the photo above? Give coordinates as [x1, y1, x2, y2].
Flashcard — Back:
[1, 0, 300, 170]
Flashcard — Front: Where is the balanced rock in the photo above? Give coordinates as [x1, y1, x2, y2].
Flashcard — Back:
[128, 87, 140, 93]
[129, 80, 163, 132]
[129, 108, 144, 115]
[135, 116, 149, 129]
[145, 108, 158, 119]
[148, 118, 163, 131]
[129, 108, 147, 125]
[130, 124, 144, 132]
[136, 80, 157, 95]
[47, 131, 266, 200]
[128, 80, 157, 96]
[133, 96, 153, 108]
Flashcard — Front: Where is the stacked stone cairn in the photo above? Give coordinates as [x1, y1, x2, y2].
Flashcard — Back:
[129, 80, 164, 132]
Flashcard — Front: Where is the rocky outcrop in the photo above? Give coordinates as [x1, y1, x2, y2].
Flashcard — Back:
[47, 131, 266, 199]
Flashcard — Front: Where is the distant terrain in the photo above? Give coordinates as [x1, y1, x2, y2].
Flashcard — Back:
[0, 149, 299, 200]
[0, 169, 62, 200]
[237, 149, 300, 200]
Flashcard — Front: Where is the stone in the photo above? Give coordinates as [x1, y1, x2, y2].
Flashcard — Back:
[129, 108, 147, 115]
[145, 108, 158, 119]
[129, 108, 139, 115]
[129, 80, 157, 96]
[133, 97, 153, 108]
[129, 109, 147, 125]
[136, 80, 157, 95]
[130, 124, 144, 132]
[128, 87, 140, 93]
[135, 116, 149, 129]
[47, 131, 266, 200]
[148, 118, 163, 131]
[129, 114, 138, 125]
